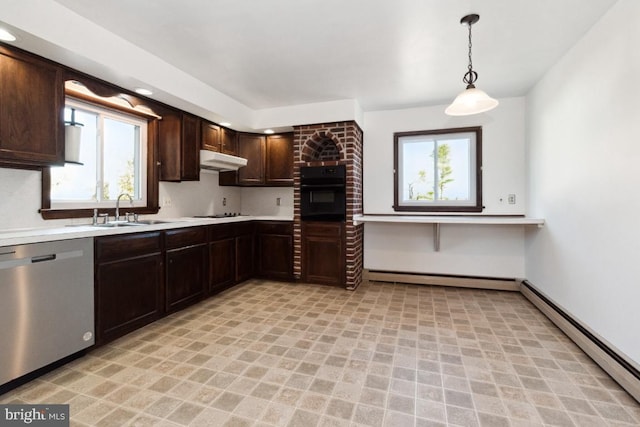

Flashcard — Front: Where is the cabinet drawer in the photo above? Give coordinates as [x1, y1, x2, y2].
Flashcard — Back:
[302, 221, 343, 237]
[235, 221, 255, 236]
[165, 226, 207, 249]
[96, 232, 162, 262]
[257, 221, 293, 235]
[209, 223, 236, 240]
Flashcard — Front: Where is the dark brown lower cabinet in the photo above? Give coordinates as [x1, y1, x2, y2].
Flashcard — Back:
[95, 232, 163, 346]
[236, 222, 255, 282]
[209, 224, 236, 294]
[165, 227, 208, 313]
[257, 221, 293, 280]
[302, 221, 345, 286]
[94, 220, 293, 348]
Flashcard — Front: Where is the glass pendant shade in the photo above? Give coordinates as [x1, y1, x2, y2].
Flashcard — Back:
[65, 125, 82, 163]
[64, 108, 84, 164]
[445, 86, 499, 116]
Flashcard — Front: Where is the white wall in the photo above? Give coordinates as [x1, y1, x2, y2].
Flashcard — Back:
[240, 187, 294, 217]
[155, 171, 241, 219]
[0, 168, 55, 230]
[0, 167, 242, 228]
[526, 0, 640, 366]
[362, 97, 528, 278]
[363, 97, 526, 215]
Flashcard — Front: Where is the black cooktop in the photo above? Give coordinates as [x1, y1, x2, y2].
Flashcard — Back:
[193, 213, 243, 218]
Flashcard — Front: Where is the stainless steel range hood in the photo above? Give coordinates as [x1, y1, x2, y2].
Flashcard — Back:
[200, 150, 247, 171]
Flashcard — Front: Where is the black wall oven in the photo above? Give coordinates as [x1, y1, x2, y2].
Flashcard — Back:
[300, 165, 346, 221]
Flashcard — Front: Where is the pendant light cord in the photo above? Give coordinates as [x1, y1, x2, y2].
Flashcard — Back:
[463, 20, 478, 88]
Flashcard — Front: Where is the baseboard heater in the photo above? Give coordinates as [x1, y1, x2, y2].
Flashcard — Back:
[364, 269, 520, 291]
[521, 280, 640, 403]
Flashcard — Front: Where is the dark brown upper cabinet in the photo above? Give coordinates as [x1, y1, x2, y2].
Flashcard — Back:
[238, 133, 265, 185]
[265, 133, 294, 186]
[158, 110, 200, 181]
[201, 121, 220, 152]
[220, 127, 238, 155]
[0, 45, 64, 168]
[201, 121, 238, 156]
[220, 132, 293, 187]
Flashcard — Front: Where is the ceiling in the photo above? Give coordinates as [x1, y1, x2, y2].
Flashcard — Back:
[5, 1, 618, 115]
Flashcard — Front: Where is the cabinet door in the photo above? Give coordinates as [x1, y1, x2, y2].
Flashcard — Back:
[265, 133, 293, 186]
[159, 110, 199, 181]
[0, 47, 64, 166]
[220, 127, 237, 155]
[258, 233, 293, 280]
[166, 244, 207, 313]
[209, 238, 236, 293]
[181, 113, 200, 181]
[237, 133, 265, 185]
[236, 233, 255, 282]
[158, 110, 182, 181]
[201, 121, 220, 152]
[302, 222, 344, 286]
[95, 253, 164, 345]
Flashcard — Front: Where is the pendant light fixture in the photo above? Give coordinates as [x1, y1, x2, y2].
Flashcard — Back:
[445, 14, 498, 116]
[65, 108, 84, 164]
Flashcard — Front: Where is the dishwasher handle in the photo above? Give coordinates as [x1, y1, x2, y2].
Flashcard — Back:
[31, 254, 57, 263]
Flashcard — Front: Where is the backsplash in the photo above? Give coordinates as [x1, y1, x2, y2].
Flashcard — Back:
[156, 171, 241, 218]
[0, 168, 52, 230]
[240, 187, 294, 217]
[0, 168, 291, 230]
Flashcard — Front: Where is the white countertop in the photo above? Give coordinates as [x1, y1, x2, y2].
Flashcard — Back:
[0, 215, 293, 248]
[353, 214, 545, 226]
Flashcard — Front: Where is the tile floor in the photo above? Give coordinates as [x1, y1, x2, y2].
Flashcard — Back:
[2, 279, 640, 426]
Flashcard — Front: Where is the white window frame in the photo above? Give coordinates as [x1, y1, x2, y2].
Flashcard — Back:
[50, 98, 148, 210]
[393, 127, 482, 213]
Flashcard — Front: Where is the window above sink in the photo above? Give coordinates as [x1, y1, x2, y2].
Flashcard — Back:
[50, 98, 148, 210]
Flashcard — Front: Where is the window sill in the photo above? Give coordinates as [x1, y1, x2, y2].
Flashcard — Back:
[40, 206, 160, 220]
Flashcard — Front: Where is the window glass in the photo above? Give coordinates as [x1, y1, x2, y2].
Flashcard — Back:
[394, 127, 482, 212]
[50, 99, 147, 209]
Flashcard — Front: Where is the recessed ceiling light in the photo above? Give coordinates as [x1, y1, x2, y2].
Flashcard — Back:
[264, 129, 275, 134]
[134, 88, 153, 96]
[0, 29, 17, 42]
[219, 122, 231, 127]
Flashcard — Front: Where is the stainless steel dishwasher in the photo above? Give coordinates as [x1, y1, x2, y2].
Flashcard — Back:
[0, 238, 94, 386]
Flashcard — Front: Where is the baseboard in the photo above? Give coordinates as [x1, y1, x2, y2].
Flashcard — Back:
[521, 280, 640, 403]
[364, 269, 520, 291]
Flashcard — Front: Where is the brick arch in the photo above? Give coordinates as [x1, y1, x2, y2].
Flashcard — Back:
[300, 131, 343, 162]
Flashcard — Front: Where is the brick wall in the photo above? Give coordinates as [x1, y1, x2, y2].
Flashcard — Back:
[293, 121, 364, 290]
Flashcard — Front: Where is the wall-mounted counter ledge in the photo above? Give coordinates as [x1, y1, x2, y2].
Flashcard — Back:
[353, 215, 545, 251]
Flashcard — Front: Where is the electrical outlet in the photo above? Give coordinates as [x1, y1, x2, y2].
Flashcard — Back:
[508, 194, 516, 204]
[222, 197, 227, 206]
[276, 197, 281, 206]
[163, 197, 172, 207]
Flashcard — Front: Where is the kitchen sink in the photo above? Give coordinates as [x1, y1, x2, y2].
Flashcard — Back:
[93, 221, 143, 227]
[94, 219, 175, 227]
[132, 219, 172, 225]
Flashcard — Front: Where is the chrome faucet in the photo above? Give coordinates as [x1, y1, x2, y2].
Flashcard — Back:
[115, 193, 133, 222]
